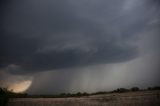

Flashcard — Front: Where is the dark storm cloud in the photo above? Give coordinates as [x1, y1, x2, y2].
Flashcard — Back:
[0, 0, 159, 74]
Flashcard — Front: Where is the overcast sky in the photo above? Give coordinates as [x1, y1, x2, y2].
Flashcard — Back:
[0, 0, 160, 94]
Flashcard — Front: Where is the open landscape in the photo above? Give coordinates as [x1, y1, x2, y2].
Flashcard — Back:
[7, 90, 160, 106]
[1, 0, 160, 106]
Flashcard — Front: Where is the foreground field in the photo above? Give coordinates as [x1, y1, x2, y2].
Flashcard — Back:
[8, 90, 160, 106]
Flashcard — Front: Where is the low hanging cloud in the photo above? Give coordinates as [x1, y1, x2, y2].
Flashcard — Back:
[0, 0, 160, 74]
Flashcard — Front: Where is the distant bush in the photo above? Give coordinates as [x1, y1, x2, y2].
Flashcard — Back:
[55, 92, 89, 98]
[130, 87, 139, 91]
[91, 91, 108, 95]
[74, 92, 89, 97]
[112, 88, 129, 93]
[0, 87, 29, 106]
[82, 92, 89, 96]
[0, 88, 9, 106]
[148, 86, 160, 91]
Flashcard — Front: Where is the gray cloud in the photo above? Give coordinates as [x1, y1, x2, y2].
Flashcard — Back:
[0, 0, 160, 94]
[1, 0, 153, 73]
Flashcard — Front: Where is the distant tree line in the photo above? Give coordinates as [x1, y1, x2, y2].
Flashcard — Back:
[147, 86, 160, 91]
[0, 86, 160, 105]
[28, 92, 89, 98]
[111, 87, 140, 93]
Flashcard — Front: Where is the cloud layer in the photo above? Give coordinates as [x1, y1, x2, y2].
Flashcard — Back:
[0, 0, 160, 94]
[1, 0, 159, 74]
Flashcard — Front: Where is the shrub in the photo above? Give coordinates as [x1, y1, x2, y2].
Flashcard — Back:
[130, 87, 139, 91]
[147, 86, 160, 90]
[113, 88, 129, 93]
[0, 88, 9, 106]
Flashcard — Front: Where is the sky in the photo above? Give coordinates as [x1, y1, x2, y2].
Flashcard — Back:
[0, 0, 160, 94]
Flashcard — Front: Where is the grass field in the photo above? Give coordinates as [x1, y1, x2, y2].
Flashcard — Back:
[8, 90, 160, 106]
